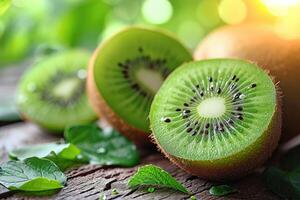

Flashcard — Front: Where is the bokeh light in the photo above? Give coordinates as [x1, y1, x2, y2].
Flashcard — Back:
[260, 0, 300, 16]
[218, 0, 247, 25]
[142, 0, 173, 24]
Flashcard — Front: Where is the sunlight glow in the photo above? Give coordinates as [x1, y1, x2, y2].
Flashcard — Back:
[275, 6, 300, 39]
[260, 0, 300, 16]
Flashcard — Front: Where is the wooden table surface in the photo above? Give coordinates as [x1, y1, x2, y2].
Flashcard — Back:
[0, 64, 279, 200]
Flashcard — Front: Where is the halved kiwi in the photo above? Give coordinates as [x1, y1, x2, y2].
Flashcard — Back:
[150, 59, 281, 181]
[88, 27, 192, 144]
[17, 50, 97, 133]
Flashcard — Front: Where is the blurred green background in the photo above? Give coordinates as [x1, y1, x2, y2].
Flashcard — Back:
[0, 0, 280, 67]
[1, 0, 300, 123]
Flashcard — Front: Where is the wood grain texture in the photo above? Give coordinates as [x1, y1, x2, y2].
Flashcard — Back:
[0, 123, 279, 200]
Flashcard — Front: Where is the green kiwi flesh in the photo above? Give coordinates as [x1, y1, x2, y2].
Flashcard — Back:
[150, 59, 281, 180]
[17, 50, 97, 132]
[93, 27, 192, 134]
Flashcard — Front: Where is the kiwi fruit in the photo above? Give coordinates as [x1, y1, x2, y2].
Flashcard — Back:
[194, 24, 300, 142]
[87, 27, 192, 145]
[150, 59, 281, 181]
[17, 50, 97, 133]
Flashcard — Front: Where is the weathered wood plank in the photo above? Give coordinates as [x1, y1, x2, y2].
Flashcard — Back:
[0, 122, 279, 200]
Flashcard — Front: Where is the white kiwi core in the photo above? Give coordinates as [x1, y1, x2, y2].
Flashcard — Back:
[135, 68, 164, 94]
[52, 78, 80, 100]
[197, 97, 226, 118]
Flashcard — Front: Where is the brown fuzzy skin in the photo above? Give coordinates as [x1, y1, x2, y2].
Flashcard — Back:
[87, 48, 151, 146]
[152, 92, 282, 181]
[194, 24, 300, 142]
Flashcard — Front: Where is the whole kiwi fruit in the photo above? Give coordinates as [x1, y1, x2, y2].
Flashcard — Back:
[87, 27, 192, 145]
[194, 24, 300, 142]
[150, 59, 281, 181]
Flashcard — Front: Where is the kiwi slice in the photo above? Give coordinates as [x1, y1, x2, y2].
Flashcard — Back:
[17, 50, 97, 133]
[150, 59, 281, 180]
[88, 27, 192, 144]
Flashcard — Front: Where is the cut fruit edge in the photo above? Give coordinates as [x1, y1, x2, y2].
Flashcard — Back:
[151, 85, 282, 180]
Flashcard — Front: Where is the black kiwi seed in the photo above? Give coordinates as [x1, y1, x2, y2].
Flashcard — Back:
[235, 78, 240, 82]
[187, 127, 193, 133]
[232, 75, 236, 80]
[234, 92, 241, 99]
[251, 83, 257, 88]
[237, 115, 244, 120]
[176, 108, 181, 112]
[196, 84, 200, 88]
[183, 110, 191, 114]
[236, 106, 243, 111]
[229, 84, 235, 90]
[205, 123, 210, 129]
[184, 103, 189, 107]
[182, 114, 189, 119]
[209, 77, 213, 82]
[164, 118, 171, 123]
[217, 88, 221, 94]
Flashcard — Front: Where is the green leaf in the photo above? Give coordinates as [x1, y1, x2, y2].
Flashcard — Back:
[0, 157, 66, 192]
[98, 192, 107, 200]
[111, 188, 118, 195]
[209, 185, 237, 197]
[190, 195, 197, 200]
[64, 124, 140, 167]
[128, 164, 189, 194]
[147, 187, 156, 193]
[9, 143, 83, 171]
[264, 166, 300, 199]
[0, 0, 11, 16]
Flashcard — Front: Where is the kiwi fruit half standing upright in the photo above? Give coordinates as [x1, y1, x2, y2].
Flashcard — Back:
[194, 24, 300, 142]
[17, 50, 97, 133]
[150, 59, 281, 181]
[88, 27, 192, 144]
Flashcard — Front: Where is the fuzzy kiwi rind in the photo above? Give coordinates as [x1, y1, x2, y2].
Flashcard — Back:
[194, 24, 299, 142]
[150, 59, 282, 181]
[17, 50, 97, 133]
[87, 27, 192, 145]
